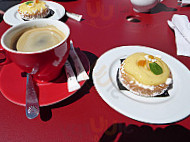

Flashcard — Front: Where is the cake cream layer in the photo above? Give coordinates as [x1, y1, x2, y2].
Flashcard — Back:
[121, 52, 170, 86]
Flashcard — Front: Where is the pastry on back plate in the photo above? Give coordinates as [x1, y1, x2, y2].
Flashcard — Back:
[18, 0, 50, 20]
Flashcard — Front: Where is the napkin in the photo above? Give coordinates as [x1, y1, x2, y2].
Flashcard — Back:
[168, 14, 190, 57]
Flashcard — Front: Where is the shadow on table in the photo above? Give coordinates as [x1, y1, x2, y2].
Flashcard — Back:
[129, 3, 177, 15]
[149, 3, 177, 14]
[0, 0, 21, 23]
[40, 50, 98, 121]
[181, 4, 190, 7]
[126, 3, 177, 23]
[0, 1, 21, 12]
[100, 123, 190, 142]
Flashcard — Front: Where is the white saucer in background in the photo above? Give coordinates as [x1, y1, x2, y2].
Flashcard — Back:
[3, 1, 65, 26]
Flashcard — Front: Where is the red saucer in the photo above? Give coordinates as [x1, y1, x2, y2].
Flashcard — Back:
[0, 49, 90, 106]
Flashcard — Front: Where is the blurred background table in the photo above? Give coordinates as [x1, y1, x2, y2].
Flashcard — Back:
[0, 0, 21, 22]
[0, 0, 190, 141]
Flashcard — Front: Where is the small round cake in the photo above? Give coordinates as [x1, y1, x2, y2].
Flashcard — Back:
[18, 0, 49, 20]
[119, 52, 173, 97]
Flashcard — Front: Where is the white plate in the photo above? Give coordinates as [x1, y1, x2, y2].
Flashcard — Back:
[3, 1, 65, 26]
[92, 46, 190, 124]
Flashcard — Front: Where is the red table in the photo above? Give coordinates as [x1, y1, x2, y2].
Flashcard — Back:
[0, 0, 190, 141]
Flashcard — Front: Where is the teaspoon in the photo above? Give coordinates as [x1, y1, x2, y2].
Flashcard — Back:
[25, 73, 39, 119]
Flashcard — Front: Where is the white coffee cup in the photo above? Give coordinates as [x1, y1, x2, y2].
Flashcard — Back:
[130, 0, 160, 13]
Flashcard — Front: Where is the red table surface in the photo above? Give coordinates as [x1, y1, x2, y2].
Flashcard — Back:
[0, 0, 190, 141]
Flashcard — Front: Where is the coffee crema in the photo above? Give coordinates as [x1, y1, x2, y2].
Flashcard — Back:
[16, 26, 65, 52]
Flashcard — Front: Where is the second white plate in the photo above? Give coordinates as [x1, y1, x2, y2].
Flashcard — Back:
[92, 45, 190, 124]
[3, 1, 65, 26]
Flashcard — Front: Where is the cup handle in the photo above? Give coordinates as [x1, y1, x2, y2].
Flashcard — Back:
[0, 48, 11, 65]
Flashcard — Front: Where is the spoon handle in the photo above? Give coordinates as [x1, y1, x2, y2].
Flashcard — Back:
[26, 73, 39, 119]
